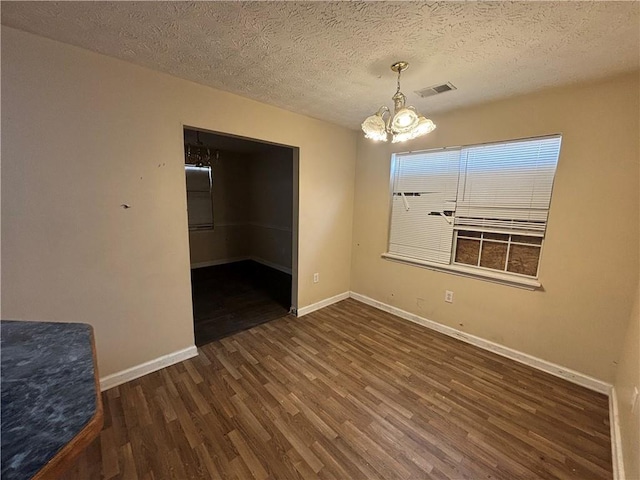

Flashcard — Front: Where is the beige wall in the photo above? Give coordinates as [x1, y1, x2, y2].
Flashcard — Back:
[615, 284, 640, 479]
[1, 27, 357, 377]
[188, 154, 251, 266]
[188, 147, 294, 273]
[189, 225, 249, 266]
[248, 148, 293, 271]
[351, 72, 639, 383]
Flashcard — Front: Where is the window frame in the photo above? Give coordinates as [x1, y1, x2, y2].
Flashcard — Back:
[382, 135, 561, 290]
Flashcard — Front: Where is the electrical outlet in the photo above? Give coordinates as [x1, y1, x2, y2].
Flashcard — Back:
[445, 290, 454, 303]
[313, 273, 319, 283]
[632, 387, 639, 414]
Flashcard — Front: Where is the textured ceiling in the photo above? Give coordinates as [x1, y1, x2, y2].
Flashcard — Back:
[2, 2, 639, 130]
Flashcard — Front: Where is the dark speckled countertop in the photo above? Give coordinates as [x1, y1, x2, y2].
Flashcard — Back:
[1, 320, 98, 480]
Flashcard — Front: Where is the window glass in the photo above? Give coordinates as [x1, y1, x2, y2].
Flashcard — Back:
[507, 244, 541, 276]
[455, 238, 480, 265]
[479, 241, 508, 270]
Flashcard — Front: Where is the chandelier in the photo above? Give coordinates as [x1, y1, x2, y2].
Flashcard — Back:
[361, 61, 436, 143]
[184, 131, 219, 166]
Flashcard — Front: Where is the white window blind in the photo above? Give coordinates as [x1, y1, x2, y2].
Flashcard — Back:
[389, 149, 461, 264]
[386, 135, 562, 286]
[455, 136, 562, 234]
[185, 165, 213, 230]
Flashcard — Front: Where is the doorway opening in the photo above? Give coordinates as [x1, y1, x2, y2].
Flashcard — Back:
[183, 127, 298, 346]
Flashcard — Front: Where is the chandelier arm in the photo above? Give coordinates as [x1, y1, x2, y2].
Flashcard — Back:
[377, 106, 390, 117]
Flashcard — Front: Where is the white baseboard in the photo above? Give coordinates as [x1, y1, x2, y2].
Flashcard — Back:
[297, 291, 350, 317]
[349, 291, 612, 395]
[191, 257, 249, 269]
[250, 256, 292, 275]
[609, 387, 626, 480]
[100, 346, 198, 391]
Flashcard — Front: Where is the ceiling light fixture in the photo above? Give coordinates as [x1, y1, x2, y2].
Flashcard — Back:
[361, 61, 436, 143]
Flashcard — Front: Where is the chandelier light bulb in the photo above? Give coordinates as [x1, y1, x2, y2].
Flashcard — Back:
[391, 107, 419, 132]
[361, 61, 436, 143]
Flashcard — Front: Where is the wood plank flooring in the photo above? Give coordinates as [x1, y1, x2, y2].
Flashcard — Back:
[191, 261, 291, 346]
[64, 299, 612, 480]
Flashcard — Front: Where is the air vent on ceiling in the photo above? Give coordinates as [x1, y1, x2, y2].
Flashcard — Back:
[415, 82, 457, 98]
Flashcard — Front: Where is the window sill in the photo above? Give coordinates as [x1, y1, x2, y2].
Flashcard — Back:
[381, 253, 542, 290]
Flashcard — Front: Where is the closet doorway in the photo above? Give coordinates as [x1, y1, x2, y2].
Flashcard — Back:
[183, 127, 298, 346]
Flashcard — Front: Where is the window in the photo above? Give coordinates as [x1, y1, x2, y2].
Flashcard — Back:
[384, 135, 562, 288]
[185, 164, 213, 230]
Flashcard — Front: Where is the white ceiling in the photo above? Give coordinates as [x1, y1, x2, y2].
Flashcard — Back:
[2, 2, 638, 130]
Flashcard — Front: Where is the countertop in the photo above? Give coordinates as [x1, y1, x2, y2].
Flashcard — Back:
[1, 320, 102, 480]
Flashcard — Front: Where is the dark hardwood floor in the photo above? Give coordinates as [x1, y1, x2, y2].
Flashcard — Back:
[65, 299, 612, 480]
[191, 261, 291, 346]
